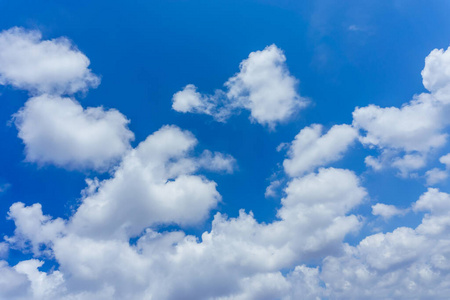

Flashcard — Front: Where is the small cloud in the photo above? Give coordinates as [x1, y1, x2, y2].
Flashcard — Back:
[0, 183, 11, 193]
[372, 203, 408, 220]
[348, 25, 362, 31]
[265, 180, 282, 198]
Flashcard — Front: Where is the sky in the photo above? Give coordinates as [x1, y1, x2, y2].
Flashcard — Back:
[1, 0, 450, 299]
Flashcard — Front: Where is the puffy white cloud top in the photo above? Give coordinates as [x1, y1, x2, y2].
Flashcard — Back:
[14, 94, 134, 171]
[0, 27, 99, 95]
[172, 45, 307, 128]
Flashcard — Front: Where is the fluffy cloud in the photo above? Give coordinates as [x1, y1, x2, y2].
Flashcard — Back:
[0, 27, 99, 95]
[5, 28, 450, 300]
[0, 27, 132, 172]
[282, 124, 358, 177]
[13, 94, 134, 171]
[353, 47, 450, 176]
[70, 125, 222, 238]
[318, 188, 450, 299]
[3, 167, 366, 299]
[5, 202, 65, 256]
[371, 203, 408, 219]
[197, 150, 236, 174]
[425, 153, 450, 185]
[422, 47, 450, 94]
[172, 45, 307, 128]
[353, 95, 447, 153]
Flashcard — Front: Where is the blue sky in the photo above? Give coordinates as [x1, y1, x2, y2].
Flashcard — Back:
[1, 0, 450, 299]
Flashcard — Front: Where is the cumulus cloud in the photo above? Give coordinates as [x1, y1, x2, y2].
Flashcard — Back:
[0, 27, 99, 95]
[5, 202, 66, 256]
[5, 30, 450, 300]
[70, 125, 222, 238]
[353, 96, 447, 153]
[282, 124, 358, 177]
[425, 153, 450, 185]
[13, 94, 134, 171]
[197, 150, 236, 174]
[371, 203, 408, 220]
[422, 46, 450, 94]
[318, 188, 450, 299]
[426, 168, 448, 186]
[353, 47, 450, 176]
[3, 167, 367, 299]
[172, 45, 307, 128]
[0, 27, 132, 172]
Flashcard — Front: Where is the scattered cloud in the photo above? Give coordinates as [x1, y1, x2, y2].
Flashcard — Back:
[70, 125, 223, 238]
[0, 27, 99, 95]
[372, 203, 408, 220]
[197, 150, 236, 174]
[425, 153, 450, 185]
[3, 24, 450, 300]
[3, 167, 367, 299]
[0, 183, 11, 193]
[283, 124, 358, 177]
[172, 45, 308, 128]
[13, 94, 134, 172]
[354, 47, 450, 176]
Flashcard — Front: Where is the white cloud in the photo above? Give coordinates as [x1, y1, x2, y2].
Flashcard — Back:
[171, 84, 230, 121]
[2, 167, 366, 299]
[364, 155, 383, 171]
[440, 153, 450, 167]
[425, 153, 450, 185]
[5, 202, 66, 256]
[353, 96, 447, 153]
[371, 203, 408, 219]
[13, 94, 134, 171]
[0, 27, 99, 95]
[391, 153, 426, 177]
[0, 260, 30, 299]
[0, 243, 8, 259]
[173, 45, 307, 128]
[265, 179, 282, 198]
[422, 47, 450, 94]
[318, 188, 450, 299]
[197, 150, 236, 174]
[14, 259, 64, 299]
[70, 125, 222, 238]
[6, 28, 450, 300]
[425, 168, 448, 186]
[283, 124, 357, 177]
[353, 47, 450, 176]
[8, 154, 450, 299]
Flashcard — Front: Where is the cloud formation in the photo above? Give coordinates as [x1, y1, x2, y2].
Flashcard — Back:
[0, 28, 134, 172]
[172, 45, 307, 128]
[13, 94, 134, 171]
[282, 124, 358, 177]
[0, 27, 99, 95]
[3, 27, 450, 300]
[353, 47, 450, 176]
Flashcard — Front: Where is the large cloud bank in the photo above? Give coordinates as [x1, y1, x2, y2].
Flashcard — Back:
[2, 28, 450, 299]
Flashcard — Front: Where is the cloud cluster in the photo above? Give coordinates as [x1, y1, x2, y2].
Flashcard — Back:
[2, 166, 366, 300]
[3, 26, 450, 300]
[353, 47, 450, 176]
[172, 45, 308, 128]
[0, 28, 133, 172]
